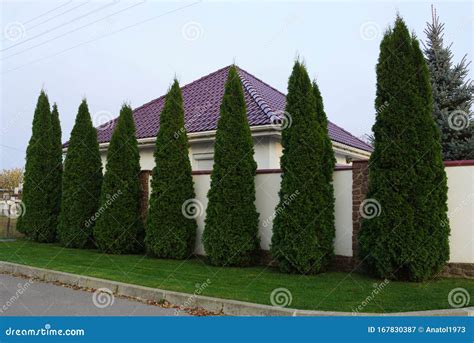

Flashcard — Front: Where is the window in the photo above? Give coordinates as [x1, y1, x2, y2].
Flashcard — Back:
[194, 153, 214, 170]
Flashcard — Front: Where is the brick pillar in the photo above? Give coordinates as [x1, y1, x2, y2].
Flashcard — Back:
[139, 170, 151, 220]
[352, 160, 369, 265]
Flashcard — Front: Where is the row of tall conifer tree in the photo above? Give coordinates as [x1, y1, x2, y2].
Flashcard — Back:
[19, 15, 451, 280]
[17, 62, 336, 274]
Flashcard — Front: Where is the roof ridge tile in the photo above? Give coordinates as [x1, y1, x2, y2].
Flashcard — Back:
[237, 68, 279, 123]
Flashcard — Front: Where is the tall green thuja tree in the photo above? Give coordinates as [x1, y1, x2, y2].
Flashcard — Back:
[145, 80, 197, 259]
[58, 100, 103, 248]
[424, 8, 474, 160]
[50, 103, 63, 235]
[17, 90, 56, 242]
[94, 104, 143, 254]
[312, 80, 336, 260]
[270, 61, 330, 274]
[203, 65, 260, 266]
[358, 17, 449, 281]
[412, 35, 450, 277]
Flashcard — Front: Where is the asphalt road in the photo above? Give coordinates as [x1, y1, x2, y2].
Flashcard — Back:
[0, 274, 184, 316]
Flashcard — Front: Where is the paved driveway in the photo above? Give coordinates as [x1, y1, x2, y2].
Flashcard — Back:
[0, 274, 184, 316]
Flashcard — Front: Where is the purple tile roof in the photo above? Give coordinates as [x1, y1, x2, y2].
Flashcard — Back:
[95, 65, 373, 152]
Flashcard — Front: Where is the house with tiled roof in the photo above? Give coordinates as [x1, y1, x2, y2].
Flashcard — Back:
[94, 65, 372, 171]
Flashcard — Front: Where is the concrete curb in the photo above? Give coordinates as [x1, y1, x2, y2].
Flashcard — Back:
[0, 261, 472, 316]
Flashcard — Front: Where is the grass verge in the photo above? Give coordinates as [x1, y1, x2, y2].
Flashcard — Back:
[0, 240, 472, 313]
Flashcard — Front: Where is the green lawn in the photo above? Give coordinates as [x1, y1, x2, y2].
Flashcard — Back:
[0, 240, 472, 313]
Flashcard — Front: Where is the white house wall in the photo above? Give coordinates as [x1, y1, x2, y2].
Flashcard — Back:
[100, 136, 279, 172]
[99, 133, 371, 172]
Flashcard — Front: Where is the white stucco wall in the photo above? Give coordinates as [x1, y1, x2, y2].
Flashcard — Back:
[445, 165, 474, 263]
[189, 165, 473, 263]
[192, 173, 282, 254]
[191, 169, 353, 256]
[255, 173, 281, 250]
[192, 173, 211, 255]
[332, 170, 353, 257]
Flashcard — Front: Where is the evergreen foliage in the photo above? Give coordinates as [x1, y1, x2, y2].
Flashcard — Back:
[424, 7, 474, 160]
[312, 79, 336, 262]
[94, 104, 143, 254]
[312, 81, 336, 189]
[58, 100, 103, 248]
[203, 66, 260, 266]
[17, 90, 57, 242]
[145, 80, 197, 259]
[50, 103, 63, 236]
[270, 61, 333, 274]
[358, 17, 450, 281]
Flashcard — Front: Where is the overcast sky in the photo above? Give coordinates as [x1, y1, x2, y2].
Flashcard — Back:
[1, 0, 472, 169]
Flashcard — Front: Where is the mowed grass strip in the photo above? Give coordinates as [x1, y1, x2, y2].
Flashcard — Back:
[0, 240, 472, 313]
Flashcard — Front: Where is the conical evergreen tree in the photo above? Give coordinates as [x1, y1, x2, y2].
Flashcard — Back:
[424, 7, 474, 160]
[94, 104, 143, 254]
[145, 80, 197, 259]
[58, 100, 103, 248]
[312, 80, 336, 260]
[358, 17, 449, 281]
[17, 90, 56, 242]
[50, 103, 63, 236]
[270, 61, 331, 274]
[203, 66, 260, 266]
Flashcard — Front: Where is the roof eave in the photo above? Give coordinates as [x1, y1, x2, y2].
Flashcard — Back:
[70, 125, 372, 157]
[331, 141, 372, 159]
[81, 125, 282, 152]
